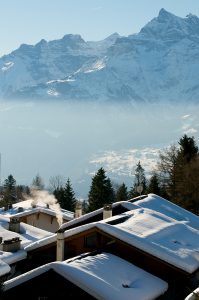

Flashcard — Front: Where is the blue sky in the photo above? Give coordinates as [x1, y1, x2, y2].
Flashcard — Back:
[0, 0, 198, 56]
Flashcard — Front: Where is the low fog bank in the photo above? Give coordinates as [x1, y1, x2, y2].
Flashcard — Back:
[0, 99, 198, 197]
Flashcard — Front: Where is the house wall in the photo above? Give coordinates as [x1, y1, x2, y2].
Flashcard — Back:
[20, 213, 60, 232]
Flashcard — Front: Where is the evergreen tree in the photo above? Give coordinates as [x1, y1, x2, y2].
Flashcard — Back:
[88, 168, 115, 211]
[2, 174, 17, 208]
[116, 183, 128, 202]
[54, 178, 76, 212]
[178, 134, 198, 163]
[174, 135, 199, 212]
[53, 186, 65, 207]
[63, 178, 76, 211]
[134, 161, 147, 191]
[129, 161, 147, 198]
[147, 173, 161, 195]
[32, 174, 44, 190]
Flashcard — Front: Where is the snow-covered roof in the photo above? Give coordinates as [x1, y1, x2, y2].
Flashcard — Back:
[134, 194, 199, 231]
[0, 199, 74, 221]
[0, 260, 11, 277]
[25, 194, 199, 274]
[59, 200, 137, 231]
[0, 218, 53, 276]
[185, 287, 199, 300]
[27, 209, 199, 274]
[4, 252, 168, 300]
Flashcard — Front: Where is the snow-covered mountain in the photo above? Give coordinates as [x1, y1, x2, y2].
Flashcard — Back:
[1, 9, 199, 102]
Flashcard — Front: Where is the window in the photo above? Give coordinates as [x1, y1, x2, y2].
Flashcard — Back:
[84, 234, 97, 248]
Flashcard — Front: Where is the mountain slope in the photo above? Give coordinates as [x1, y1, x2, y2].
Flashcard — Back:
[1, 9, 199, 102]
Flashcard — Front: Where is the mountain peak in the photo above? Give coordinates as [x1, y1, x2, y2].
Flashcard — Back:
[36, 39, 47, 47]
[157, 8, 177, 21]
[139, 9, 199, 40]
[104, 32, 120, 41]
[61, 34, 85, 43]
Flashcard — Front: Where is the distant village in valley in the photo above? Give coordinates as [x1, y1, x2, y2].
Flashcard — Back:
[0, 134, 197, 299]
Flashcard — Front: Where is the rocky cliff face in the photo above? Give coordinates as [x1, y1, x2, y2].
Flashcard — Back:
[1, 9, 199, 102]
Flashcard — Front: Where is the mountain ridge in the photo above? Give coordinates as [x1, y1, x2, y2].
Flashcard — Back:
[1, 8, 199, 102]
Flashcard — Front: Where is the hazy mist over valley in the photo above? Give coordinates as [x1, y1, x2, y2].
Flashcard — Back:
[0, 99, 198, 198]
[1, 8, 199, 198]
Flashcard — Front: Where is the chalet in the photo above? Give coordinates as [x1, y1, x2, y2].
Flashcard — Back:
[2, 252, 168, 300]
[0, 215, 53, 280]
[0, 199, 74, 233]
[24, 194, 199, 299]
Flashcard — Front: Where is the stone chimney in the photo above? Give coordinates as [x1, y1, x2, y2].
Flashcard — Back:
[0, 237, 21, 252]
[103, 204, 112, 220]
[75, 202, 82, 218]
[9, 217, 20, 233]
[56, 231, 65, 261]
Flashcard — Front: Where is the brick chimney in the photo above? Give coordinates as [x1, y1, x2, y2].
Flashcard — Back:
[103, 204, 112, 220]
[9, 217, 20, 233]
[75, 202, 82, 218]
[56, 231, 65, 261]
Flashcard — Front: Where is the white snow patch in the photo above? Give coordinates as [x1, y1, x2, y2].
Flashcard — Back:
[182, 114, 191, 119]
[0, 250, 27, 266]
[47, 89, 60, 96]
[47, 78, 75, 84]
[1, 62, 14, 72]
[84, 59, 106, 73]
[0, 260, 10, 276]
[134, 194, 199, 231]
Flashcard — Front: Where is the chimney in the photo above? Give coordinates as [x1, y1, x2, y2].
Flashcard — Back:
[103, 204, 112, 220]
[56, 231, 65, 261]
[9, 217, 20, 233]
[0, 237, 21, 252]
[75, 202, 82, 218]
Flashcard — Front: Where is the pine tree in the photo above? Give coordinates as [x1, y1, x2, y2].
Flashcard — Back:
[88, 168, 115, 211]
[116, 183, 128, 202]
[129, 161, 147, 198]
[175, 135, 199, 212]
[147, 173, 161, 195]
[62, 178, 76, 211]
[53, 186, 65, 207]
[2, 174, 17, 208]
[32, 174, 44, 190]
[178, 134, 198, 163]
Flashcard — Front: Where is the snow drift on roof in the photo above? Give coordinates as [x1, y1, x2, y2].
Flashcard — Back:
[134, 193, 199, 230]
[4, 253, 168, 300]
